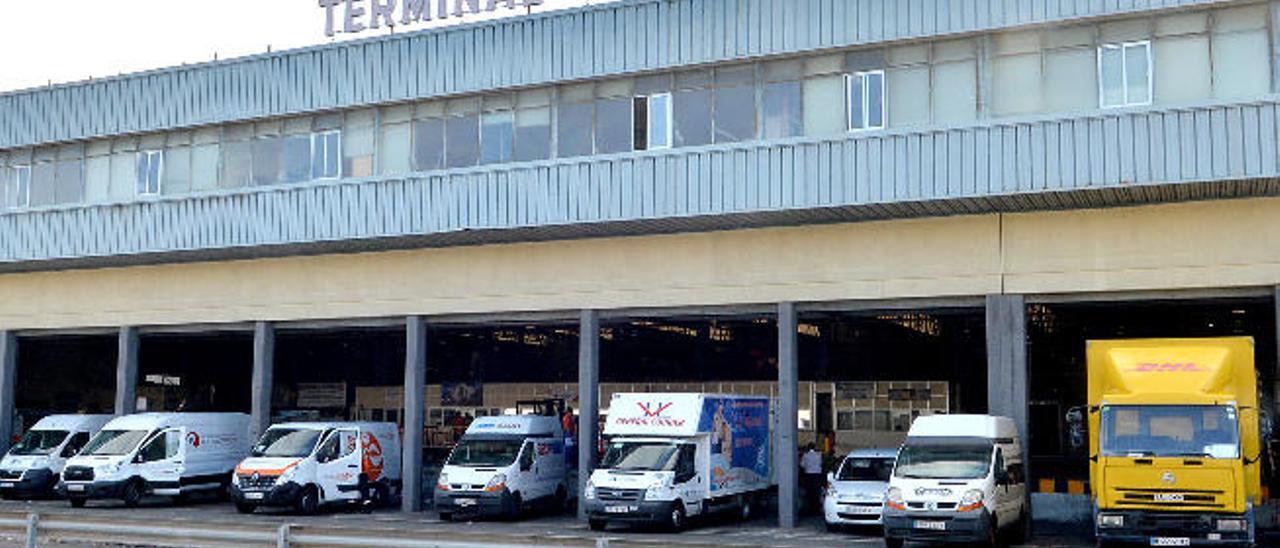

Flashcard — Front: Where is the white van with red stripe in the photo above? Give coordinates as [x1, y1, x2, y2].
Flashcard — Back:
[230, 422, 401, 515]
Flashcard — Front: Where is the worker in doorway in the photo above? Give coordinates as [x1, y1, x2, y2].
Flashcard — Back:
[800, 443, 824, 515]
[562, 406, 576, 467]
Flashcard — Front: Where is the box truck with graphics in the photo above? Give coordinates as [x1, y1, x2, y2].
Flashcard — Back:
[231, 421, 401, 515]
[434, 415, 568, 521]
[584, 393, 773, 531]
[61, 413, 250, 508]
[0, 414, 113, 499]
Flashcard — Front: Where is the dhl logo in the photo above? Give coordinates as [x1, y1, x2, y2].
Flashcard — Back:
[1129, 363, 1207, 373]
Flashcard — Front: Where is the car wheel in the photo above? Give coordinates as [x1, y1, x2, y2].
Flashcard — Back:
[68, 497, 87, 509]
[667, 503, 686, 532]
[235, 502, 257, 514]
[588, 519, 607, 531]
[121, 480, 143, 508]
[296, 485, 320, 515]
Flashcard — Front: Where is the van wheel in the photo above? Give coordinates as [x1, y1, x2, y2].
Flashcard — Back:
[985, 519, 1002, 548]
[588, 519, 607, 531]
[507, 492, 523, 520]
[438, 512, 453, 522]
[369, 484, 390, 509]
[883, 538, 904, 548]
[1011, 512, 1029, 543]
[554, 485, 567, 511]
[667, 503, 686, 532]
[68, 497, 87, 509]
[121, 480, 143, 508]
[296, 485, 320, 515]
[235, 502, 257, 514]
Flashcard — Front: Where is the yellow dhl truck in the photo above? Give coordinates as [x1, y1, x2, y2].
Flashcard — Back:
[1088, 337, 1264, 547]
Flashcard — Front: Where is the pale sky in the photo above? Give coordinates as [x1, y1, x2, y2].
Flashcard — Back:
[0, 0, 610, 93]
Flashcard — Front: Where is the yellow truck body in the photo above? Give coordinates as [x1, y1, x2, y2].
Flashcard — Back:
[1088, 337, 1260, 546]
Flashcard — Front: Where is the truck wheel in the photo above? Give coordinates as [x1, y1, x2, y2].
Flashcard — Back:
[121, 480, 143, 508]
[296, 485, 320, 515]
[667, 503, 686, 532]
[68, 497, 87, 509]
[235, 502, 257, 514]
[588, 519, 607, 531]
[738, 495, 753, 521]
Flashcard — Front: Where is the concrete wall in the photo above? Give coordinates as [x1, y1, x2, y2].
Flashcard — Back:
[5, 196, 1280, 330]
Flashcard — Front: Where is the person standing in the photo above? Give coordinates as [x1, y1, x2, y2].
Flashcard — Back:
[800, 443, 824, 515]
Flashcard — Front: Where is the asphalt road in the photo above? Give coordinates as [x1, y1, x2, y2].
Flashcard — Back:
[0, 496, 1092, 547]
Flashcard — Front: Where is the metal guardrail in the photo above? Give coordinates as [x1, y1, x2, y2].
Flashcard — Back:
[0, 513, 612, 548]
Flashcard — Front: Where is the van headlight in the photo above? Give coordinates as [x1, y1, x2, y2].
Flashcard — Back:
[277, 466, 297, 484]
[1217, 518, 1246, 532]
[1098, 514, 1125, 528]
[483, 474, 507, 493]
[885, 487, 905, 510]
[958, 489, 985, 512]
[584, 480, 596, 500]
[436, 473, 450, 491]
[644, 480, 672, 501]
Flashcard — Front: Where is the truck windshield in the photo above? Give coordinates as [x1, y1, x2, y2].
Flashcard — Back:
[252, 428, 323, 458]
[80, 430, 149, 457]
[894, 440, 993, 480]
[600, 442, 680, 472]
[837, 457, 894, 482]
[447, 439, 522, 467]
[8, 430, 70, 456]
[1100, 405, 1240, 459]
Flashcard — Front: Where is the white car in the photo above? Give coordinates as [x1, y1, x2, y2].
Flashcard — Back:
[823, 448, 896, 530]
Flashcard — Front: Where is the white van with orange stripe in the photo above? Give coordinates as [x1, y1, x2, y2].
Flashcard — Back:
[230, 422, 401, 515]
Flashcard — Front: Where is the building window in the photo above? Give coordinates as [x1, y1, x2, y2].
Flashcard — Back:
[135, 150, 163, 196]
[480, 110, 515, 164]
[847, 70, 886, 131]
[4, 165, 30, 209]
[311, 130, 341, 179]
[1099, 41, 1152, 108]
[634, 93, 672, 150]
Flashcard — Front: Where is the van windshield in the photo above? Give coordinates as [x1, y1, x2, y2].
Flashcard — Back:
[1100, 405, 1240, 459]
[252, 428, 323, 458]
[80, 430, 149, 457]
[600, 442, 680, 472]
[9, 430, 70, 456]
[447, 439, 522, 467]
[894, 439, 993, 480]
[837, 457, 894, 482]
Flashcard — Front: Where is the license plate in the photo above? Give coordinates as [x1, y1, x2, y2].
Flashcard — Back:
[245, 492, 264, 500]
[1153, 493, 1185, 503]
[914, 520, 946, 531]
[1150, 538, 1191, 547]
[845, 506, 878, 514]
[606, 505, 637, 514]
[0, 482, 13, 488]
[67, 484, 85, 492]
[456, 498, 477, 508]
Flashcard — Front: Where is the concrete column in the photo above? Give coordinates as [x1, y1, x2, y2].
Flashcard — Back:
[402, 316, 428, 513]
[0, 332, 17, 454]
[986, 294, 1028, 441]
[776, 302, 799, 529]
[577, 309, 600, 521]
[115, 327, 139, 415]
[250, 322, 275, 442]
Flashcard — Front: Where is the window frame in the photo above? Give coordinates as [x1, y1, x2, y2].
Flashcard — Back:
[1097, 40, 1153, 109]
[135, 150, 164, 197]
[311, 130, 343, 180]
[635, 93, 674, 151]
[846, 70, 887, 132]
[5, 165, 31, 210]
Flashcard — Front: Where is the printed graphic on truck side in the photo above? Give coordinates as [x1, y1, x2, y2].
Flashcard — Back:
[698, 397, 770, 492]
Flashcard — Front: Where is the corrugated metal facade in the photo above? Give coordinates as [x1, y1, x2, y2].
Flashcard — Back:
[3, 98, 1276, 269]
[0, 0, 1233, 150]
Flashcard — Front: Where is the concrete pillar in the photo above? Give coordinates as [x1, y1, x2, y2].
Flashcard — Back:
[577, 309, 600, 521]
[402, 316, 427, 513]
[986, 294, 1028, 441]
[0, 332, 17, 454]
[776, 302, 799, 529]
[250, 322, 275, 442]
[115, 327, 139, 415]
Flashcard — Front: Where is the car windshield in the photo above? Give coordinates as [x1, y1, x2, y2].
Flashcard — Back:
[8, 430, 70, 456]
[80, 430, 149, 457]
[837, 457, 894, 482]
[447, 439, 523, 467]
[1100, 405, 1240, 459]
[252, 428, 323, 458]
[600, 442, 680, 472]
[894, 440, 993, 480]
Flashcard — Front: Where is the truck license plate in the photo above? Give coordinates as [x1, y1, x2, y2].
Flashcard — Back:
[67, 484, 85, 492]
[245, 492, 264, 500]
[1153, 493, 1185, 503]
[606, 505, 637, 514]
[1150, 538, 1190, 547]
[914, 520, 946, 531]
[456, 498, 477, 508]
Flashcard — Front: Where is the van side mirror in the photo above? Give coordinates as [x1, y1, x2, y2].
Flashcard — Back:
[995, 468, 1010, 485]
[61, 445, 79, 459]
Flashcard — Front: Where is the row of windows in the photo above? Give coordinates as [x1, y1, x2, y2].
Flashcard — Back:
[0, 3, 1271, 211]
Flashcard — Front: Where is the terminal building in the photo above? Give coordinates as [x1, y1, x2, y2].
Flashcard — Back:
[1, 0, 1279, 525]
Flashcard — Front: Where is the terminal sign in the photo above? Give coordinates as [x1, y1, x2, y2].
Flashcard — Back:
[319, 0, 546, 37]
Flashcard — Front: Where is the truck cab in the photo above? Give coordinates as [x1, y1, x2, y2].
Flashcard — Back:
[0, 414, 112, 499]
[434, 415, 567, 521]
[230, 421, 402, 515]
[1089, 338, 1261, 547]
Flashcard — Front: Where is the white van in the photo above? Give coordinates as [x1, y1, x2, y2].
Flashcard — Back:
[434, 415, 568, 521]
[883, 415, 1029, 548]
[0, 415, 113, 499]
[61, 413, 250, 508]
[823, 448, 897, 530]
[231, 421, 401, 515]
